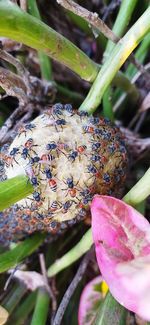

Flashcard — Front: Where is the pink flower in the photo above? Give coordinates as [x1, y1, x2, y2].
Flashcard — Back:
[78, 276, 107, 325]
[91, 195, 150, 321]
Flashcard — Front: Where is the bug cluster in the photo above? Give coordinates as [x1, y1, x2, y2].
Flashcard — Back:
[0, 103, 128, 244]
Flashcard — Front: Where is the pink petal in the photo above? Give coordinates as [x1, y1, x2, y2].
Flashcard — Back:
[78, 276, 104, 325]
[91, 195, 150, 320]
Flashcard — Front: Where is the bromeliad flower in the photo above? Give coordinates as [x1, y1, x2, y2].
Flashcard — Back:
[91, 195, 150, 321]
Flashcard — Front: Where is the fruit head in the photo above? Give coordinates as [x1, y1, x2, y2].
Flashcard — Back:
[0, 104, 128, 244]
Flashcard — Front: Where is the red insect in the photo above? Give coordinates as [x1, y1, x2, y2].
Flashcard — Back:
[39, 154, 55, 166]
[2, 155, 13, 167]
[48, 179, 57, 192]
[83, 126, 94, 134]
[24, 138, 35, 149]
[77, 145, 87, 154]
[68, 188, 77, 198]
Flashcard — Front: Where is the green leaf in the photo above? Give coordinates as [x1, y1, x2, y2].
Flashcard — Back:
[94, 292, 127, 325]
[0, 233, 46, 273]
[0, 175, 33, 211]
[31, 288, 50, 325]
[0, 0, 98, 82]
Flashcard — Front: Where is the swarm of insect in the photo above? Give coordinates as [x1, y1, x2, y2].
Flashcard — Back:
[0, 104, 128, 244]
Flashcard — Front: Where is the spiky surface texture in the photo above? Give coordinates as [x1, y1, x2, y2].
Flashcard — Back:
[0, 104, 128, 244]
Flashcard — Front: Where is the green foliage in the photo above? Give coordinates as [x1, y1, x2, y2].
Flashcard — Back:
[0, 233, 45, 273]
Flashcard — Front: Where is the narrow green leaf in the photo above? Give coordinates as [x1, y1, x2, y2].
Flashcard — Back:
[0, 233, 46, 273]
[94, 292, 127, 325]
[0, 175, 33, 211]
[7, 291, 37, 325]
[31, 288, 50, 325]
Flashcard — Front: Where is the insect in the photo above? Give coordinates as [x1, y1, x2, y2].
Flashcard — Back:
[90, 154, 100, 162]
[44, 168, 53, 179]
[78, 111, 88, 118]
[39, 154, 55, 166]
[91, 142, 101, 151]
[62, 200, 74, 213]
[83, 125, 94, 134]
[50, 201, 58, 211]
[79, 188, 92, 205]
[21, 138, 37, 159]
[68, 143, 87, 162]
[33, 191, 41, 202]
[46, 141, 67, 157]
[68, 150, 78, 162]
[30, 177, 39, 186]
[103, 173, 111, 183]
[49, 220, 59, 233]
[48, 179, 57, 192]
[29, 156, 40, 165]
[107, 144, 116, 154]
[87, 164, 100, 180]
[56, 118, 66, 126]
[52, 103, 64, 116]
[18, 123, 36, 137]
[89, 116, 100, 125]
[9, 147, 19, 164]
[46, 142, 57, 151]
[77, 145, 87, 154]
[1, 154, 12, 167]
[98, 130, 111, 140]
[64, 104, 73, 114]
[62, 176, 79, 198]
[49, 200, 62, 212]
[10, 147, 19, 157]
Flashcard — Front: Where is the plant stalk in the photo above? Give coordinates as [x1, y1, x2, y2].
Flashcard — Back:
[102, 0, 138, 119]
[0, 0, 98, 82]
[79, 7, 150, 114]
[31, 288, 50, 325]
[27, 0, 52, 80]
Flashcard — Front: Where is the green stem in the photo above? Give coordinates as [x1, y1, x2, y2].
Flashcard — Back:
[47, 228, 92, 277]
[123, 168, 150, 207]
[0, 175, 33, 211]
[104, 0, 138, 57]
[103, 0, 138, 119]
[102, 88, 114, 121]
[0, 0, 98, 82]
[27, 0, 52, 80]
[31, 288, 50, 325]
[47, 167, 150, 277]
[79, 7, 150, 114]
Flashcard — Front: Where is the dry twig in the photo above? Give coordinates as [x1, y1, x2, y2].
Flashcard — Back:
[53, 249, 92, 325]
[0, 47, 30, 93]
[0, 105, 29, 144]
[121, 126, 150, 160]
[39, 253, 57, 321]
[57, 0, 119, 43]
